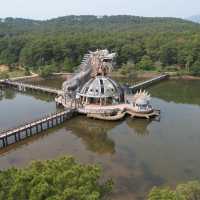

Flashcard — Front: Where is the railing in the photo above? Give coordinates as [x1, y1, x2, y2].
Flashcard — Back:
[2, 80, 62, 95]
[0, 109, 74, 137]
[129, 74, 169, 90]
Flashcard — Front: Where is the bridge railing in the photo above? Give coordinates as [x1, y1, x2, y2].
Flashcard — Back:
[0, 109, 74, 136]
[129, 74, 169, 90]
[2, 80, 61, 94]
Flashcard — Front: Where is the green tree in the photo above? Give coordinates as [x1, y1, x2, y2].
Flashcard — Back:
[0, 156, 113, 200]
[160, 45, 178, 66]
[24, 67, 31, 76]
[176, 181, 200, 200]
[0, 15, 200, 74]
[39, 65, 54, 77]
[148, 181, 200, 200]
[190, 61, 200, 76]
[148, 187, 177, 200]
[137, 55, 154, 70]
[118, 62, 138, 79]
[63, 57, 74, 72]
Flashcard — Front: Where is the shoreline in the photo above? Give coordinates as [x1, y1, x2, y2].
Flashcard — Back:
[111, 71, 200, 81]
[2, 70, 200, 82]
[169, 75, 200, 80]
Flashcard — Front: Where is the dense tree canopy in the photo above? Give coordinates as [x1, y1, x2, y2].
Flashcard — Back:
[148, 181, 200, 200]
[0, 15, 200, 75]
[0, 156, 113, 200]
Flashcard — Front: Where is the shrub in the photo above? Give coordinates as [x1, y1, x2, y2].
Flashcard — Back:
[39, 65, 54, 77]
[0, 71, 9, 79]
[137, 55, 155, 71]
[190, 62, 200, 76]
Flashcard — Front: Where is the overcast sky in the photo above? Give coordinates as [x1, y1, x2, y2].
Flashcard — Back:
[0, 0, 199, 20]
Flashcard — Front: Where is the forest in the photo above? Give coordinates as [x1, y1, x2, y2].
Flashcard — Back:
[0, 15, 200, 76]
[0, 156, 113, 200]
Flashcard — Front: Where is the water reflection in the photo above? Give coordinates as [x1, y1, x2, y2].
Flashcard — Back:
[25, 76, 68, 89]
[1, 89, 54, 103]
[0, 79, 200, 200]
[149, 80, 200, 105]
[0, 89, 57, 129]
[65, 116, 116, 154]
[26, 91, 55, 102]
[27, 75, 146, 90]
[3, 89, 16, 100]
[126, 118, 151, 136]
[112, 76, 146, 85]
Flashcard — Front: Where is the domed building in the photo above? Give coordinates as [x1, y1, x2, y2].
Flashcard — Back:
[77, 76, 124, 106]
[55, 49, 160, 120]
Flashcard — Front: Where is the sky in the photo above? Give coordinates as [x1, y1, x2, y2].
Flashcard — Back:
[0, 0, 199, 20]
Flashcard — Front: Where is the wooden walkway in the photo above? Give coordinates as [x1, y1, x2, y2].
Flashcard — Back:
[0, 109, 76, 148]
[1, 80, 62, 95]
[129, 74, 169, 92]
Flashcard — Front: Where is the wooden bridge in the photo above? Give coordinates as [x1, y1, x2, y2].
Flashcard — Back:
[129, 74, 169, 92]
[0, 109, 76, 148]
[1, 80, 62, 95]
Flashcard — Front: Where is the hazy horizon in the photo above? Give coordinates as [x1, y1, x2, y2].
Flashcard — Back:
[0, 0, 199, 20]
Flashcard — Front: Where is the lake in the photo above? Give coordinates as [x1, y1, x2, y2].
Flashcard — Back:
[0, 78, 200, 200]
[26, 75, 147, 89]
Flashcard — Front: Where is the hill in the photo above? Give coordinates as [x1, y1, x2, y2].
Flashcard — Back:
[187, 15, 200, 23]
[0, 15, 200, 36]
[0, 15, 200, 76]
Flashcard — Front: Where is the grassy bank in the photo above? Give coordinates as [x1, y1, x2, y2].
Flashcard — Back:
[0, 65, 29, 79]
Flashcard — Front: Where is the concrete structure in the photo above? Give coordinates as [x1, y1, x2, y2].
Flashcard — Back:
[77, 76, 124, 106]
[56, 49, 161, 120]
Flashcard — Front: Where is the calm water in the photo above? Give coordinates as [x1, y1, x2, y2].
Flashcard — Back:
[0, 79, 200, 200]
[0, 89, 57, 129]
[27, 75, 146, 89]
[25, 76, 67, 89]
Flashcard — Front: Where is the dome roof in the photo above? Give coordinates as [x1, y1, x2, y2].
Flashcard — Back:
[79, 76, 123, 98]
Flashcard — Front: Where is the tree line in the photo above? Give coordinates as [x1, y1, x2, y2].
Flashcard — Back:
[0, 16, 200, 76]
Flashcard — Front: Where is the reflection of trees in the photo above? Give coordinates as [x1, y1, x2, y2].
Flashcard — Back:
[4, 89, 16, 99]
[27, 76, 66, 90]
[112, 76, 145, 86]
[126, 118, 152, 136]
[0, 88, 54, 102]
[26, 91, 54, 102]
[0, 90, 3, 101]
[149, 80, 200, 105]
[65, 116, 117, 154]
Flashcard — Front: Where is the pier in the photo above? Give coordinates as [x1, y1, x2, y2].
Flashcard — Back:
[129, 74, 169, 92]
[1, 80, 62, 95]
[0, 109, 76, 148]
